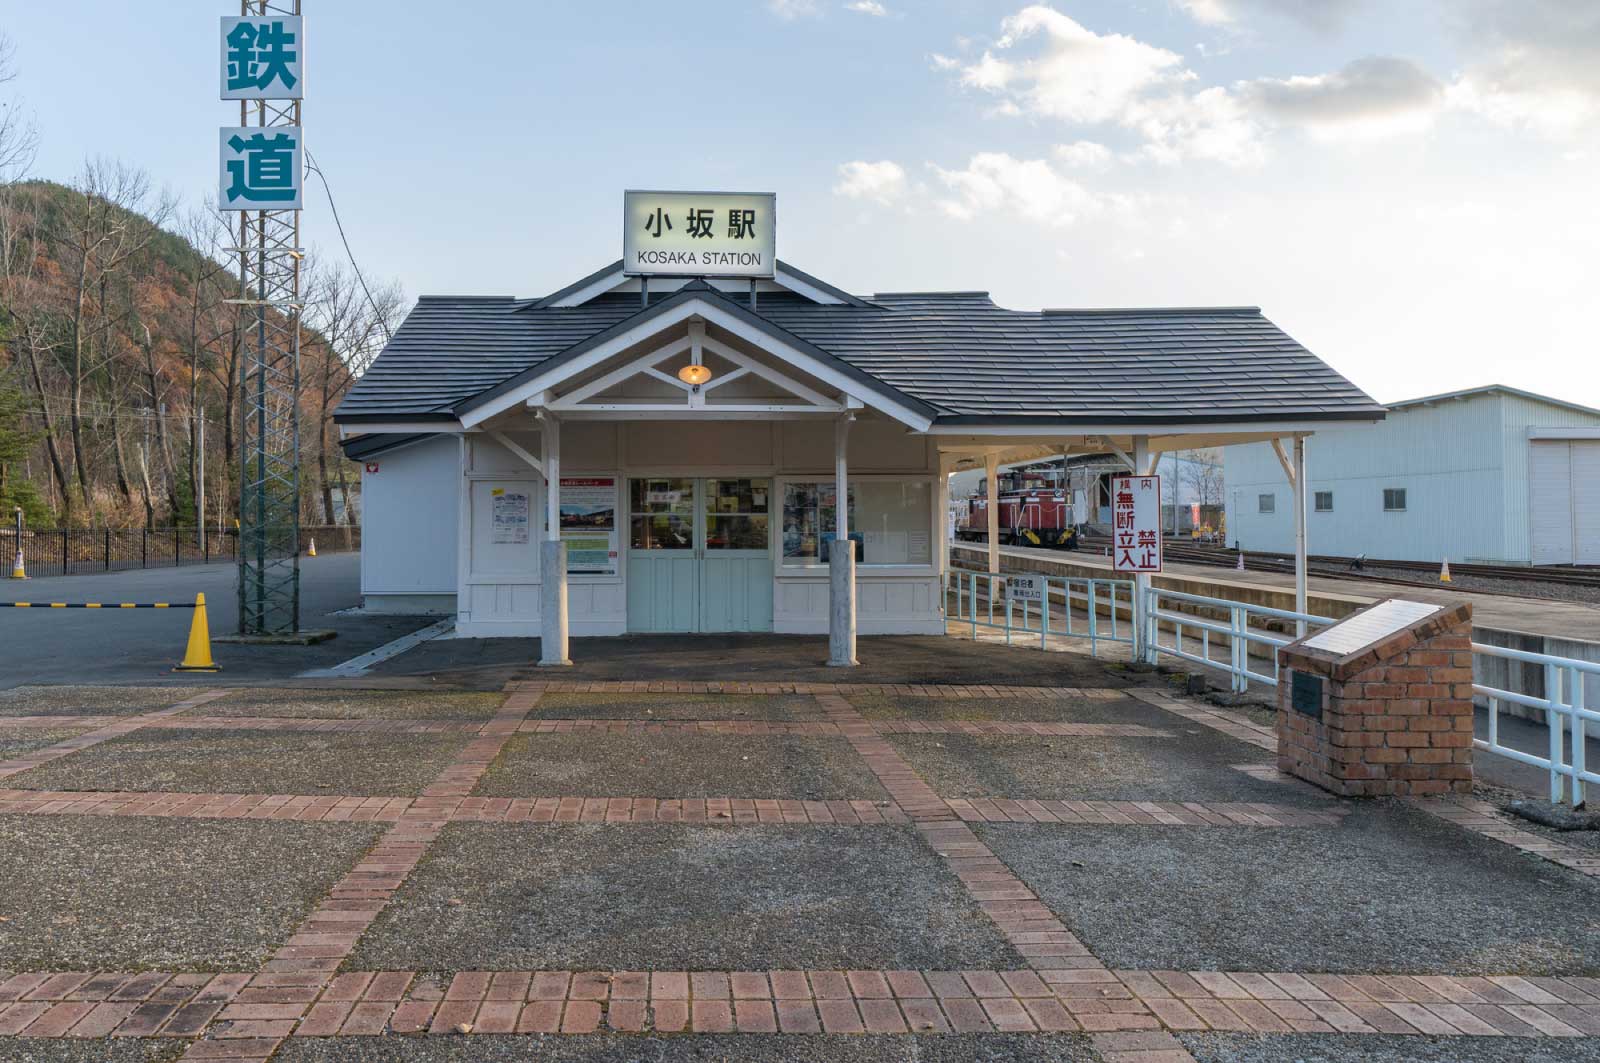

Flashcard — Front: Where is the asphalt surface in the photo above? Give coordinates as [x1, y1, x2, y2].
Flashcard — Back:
[274, 1034, 1097, 1062]
[0, 814, 380, 970]
[377, 632, 1138, 690]
[848, 691, 1135, 724]
[349, 822, 1022, 973]
[980, 804, 1600, 975]
[532, 691, 828, 722]
[1182, 1033, 1600, 1062]
[477, 733, 891, 800]
[0, 1043, 184, 1063]
[6, 728, 471, 796]
[889, 729, 1334, 808]
[0, 552, 432, 687]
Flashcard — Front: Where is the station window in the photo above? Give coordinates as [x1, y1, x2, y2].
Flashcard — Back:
[1258, 493, 1275, 514]
[782, 480, 932, 566]
[1314, 491, 1334, 512]
[1383, 488, 1407, 512]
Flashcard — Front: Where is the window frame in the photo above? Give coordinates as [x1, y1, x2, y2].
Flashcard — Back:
[774, 474, 938, 576]
[1257, 493, 1276, 515]
[1314, 490, 1334, 513]
[1383, 487, 1407, 512]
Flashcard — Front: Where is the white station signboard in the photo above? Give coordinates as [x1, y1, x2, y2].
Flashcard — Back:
[1111, 474, 1162, 574]
[623, 190, 776, 278]
[221, 15, 304, 100]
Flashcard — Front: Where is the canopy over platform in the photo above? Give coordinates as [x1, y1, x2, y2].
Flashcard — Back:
[336, 260, 1382, 664]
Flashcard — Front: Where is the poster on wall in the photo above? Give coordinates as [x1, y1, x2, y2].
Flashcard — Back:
[490, 489, 530, 545]
[560, 477, 619, 576]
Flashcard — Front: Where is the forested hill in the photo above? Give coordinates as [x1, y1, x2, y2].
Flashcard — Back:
[0, 175, 399, 529]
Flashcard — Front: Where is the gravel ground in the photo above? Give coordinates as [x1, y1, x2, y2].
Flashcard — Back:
[847, 693, 1157, 725]
[0, 814, 380, 969]
[6, 728, 471, 796]
[0, 725, 94, 761]
[0, 1042, 185, 1063]
[531, 692, 825, 722]
[0, 685, 194, 717]
[888, 732, 1333, 808]
[275, 1033, 1095, 1062]
[1309, 565, 1600, 607]
[1477, 780, 1600, 855]
[350, 823, 1021, 972]
[979, 805, 1600, 975]
[193, 689, 505, 720]
[1183, 1033, 1600, 1063]
[477, 733, 890, 800]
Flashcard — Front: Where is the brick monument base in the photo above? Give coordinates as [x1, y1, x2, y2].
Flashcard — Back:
[1277, 599, 1474, 798]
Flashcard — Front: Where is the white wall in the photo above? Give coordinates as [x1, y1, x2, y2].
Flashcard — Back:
[1224, 391, 1600, 564]
[358, 436, 459, 611]
[447, 417, 944, 638]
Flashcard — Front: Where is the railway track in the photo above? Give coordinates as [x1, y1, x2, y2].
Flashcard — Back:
[1073, 536, 1600, 592]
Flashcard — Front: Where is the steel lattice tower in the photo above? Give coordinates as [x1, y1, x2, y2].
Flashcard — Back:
[234, 0, 303, 634]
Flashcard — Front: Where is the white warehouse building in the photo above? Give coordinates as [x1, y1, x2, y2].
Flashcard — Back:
[1224, 385, 1600, 566]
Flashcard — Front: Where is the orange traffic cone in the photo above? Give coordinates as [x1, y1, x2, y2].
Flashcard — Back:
[307, 538, 317, 558]
[174, 593, 219, 672]
[1439, 558, 1451, 583]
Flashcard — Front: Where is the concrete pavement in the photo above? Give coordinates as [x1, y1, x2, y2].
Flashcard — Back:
[0, 553, 434, 687]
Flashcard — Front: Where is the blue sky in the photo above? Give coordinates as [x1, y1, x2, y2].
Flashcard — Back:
[5, 1, 1597, 403]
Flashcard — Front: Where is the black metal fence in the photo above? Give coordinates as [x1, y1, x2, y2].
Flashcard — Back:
[1, 525, 360, 579]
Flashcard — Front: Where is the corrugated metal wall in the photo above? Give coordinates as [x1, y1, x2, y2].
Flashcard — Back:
[1224, 391, 1600, 564]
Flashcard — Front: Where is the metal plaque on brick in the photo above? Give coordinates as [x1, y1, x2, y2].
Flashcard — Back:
[1302, 600, 1441, 656]
[1291, 671, 1323, 719]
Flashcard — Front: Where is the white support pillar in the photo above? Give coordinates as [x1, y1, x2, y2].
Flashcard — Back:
[1133, 435, 1152, 663]
[539, 414, 570, 667]
[985, 453, 1000, 574]
[828, 415, 857, 667]
[1293, 435, 1308, 637]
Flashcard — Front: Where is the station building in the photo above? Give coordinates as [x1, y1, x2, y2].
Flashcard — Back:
[335, 193, 1384, 663]
[1225, 385, 1600, 566]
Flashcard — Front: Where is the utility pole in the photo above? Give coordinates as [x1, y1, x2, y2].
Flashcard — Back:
[196, 410, 206, 549]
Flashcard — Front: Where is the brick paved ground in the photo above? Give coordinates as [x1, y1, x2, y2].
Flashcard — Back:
[0, 664, 1594, 1062]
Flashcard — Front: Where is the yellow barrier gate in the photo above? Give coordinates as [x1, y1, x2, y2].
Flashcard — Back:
[0, 593, 218, 672]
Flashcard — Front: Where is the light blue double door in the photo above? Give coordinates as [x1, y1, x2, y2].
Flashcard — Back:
[625, 477, 774, 633]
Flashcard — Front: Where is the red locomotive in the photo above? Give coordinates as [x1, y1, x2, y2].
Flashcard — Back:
[955, 481, 1080, 549]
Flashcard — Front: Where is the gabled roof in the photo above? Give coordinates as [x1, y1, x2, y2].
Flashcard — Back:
[1387, 384, 1600, 420]
[335, 261, 1386, 428]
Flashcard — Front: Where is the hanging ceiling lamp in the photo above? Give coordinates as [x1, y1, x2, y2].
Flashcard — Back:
[677, 362, 713, 386]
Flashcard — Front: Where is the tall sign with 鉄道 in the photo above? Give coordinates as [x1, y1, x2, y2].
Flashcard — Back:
[220, 3, 304, 635]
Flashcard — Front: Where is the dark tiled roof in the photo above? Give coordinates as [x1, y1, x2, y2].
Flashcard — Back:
[336, 268, 1383, 426]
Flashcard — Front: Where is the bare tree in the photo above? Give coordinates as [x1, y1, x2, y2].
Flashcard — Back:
[302, 257, 402, 525]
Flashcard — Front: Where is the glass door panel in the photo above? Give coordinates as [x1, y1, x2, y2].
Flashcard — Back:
[629, 478, 696, 551]
[704, 478, 771, 552]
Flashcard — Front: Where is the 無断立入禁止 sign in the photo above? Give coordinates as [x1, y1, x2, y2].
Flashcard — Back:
[623, 191, 775, 279]
[1112, 475, 1161, 574]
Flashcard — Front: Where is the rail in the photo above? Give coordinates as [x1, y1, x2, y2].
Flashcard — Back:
[944, 569, 1135, 657]
[1140, 585, 1336, 693]
[1472, 642, 1598, 807]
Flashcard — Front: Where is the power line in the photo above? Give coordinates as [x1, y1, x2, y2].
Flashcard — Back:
[303, 147, 392, 347]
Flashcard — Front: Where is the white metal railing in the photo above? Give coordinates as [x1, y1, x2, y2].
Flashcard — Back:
[1140, 585, 1335, 693]
[944, 569, 1135, 657]
[1473, 642, 1597, 807]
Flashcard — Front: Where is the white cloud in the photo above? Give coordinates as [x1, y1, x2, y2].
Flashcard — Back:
[1176, 0, 1360, 33]
[1053, 140, 1113, 168]
[1445, 0, 1600, 136]
[968, 6, 1190, 124]
[846, 1, 889, 15]
[768, 0, 821, 20]
[1239, 56, 1444, 138]
[931, 152, 1100, 226]
[833, 160, 908, 204]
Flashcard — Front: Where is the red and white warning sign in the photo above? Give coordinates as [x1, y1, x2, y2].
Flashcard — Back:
[1112, 474, 1162, 574]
